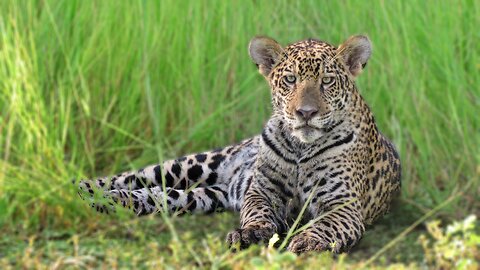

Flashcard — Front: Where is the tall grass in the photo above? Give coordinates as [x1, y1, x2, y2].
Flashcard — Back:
[0, 0, 478, 263]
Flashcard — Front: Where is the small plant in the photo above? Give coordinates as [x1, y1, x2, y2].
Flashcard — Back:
[419, 215, 480, 270]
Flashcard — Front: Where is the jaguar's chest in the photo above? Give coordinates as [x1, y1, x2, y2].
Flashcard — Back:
[278, 162, 350, 224]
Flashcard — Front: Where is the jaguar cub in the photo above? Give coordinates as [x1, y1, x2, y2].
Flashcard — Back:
[78, 35, 401, 253]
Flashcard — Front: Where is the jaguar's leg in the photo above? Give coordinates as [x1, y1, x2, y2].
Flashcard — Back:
[287, 199, 364, 254]
[105, 184, 230, 215]
[226, 163, 293, 250]
[76, 138, 259, 215]
[78, 149, 229, 193]
[77, 138, 256, 199]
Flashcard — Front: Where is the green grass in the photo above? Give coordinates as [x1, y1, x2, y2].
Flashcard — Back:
[0, 0, 479, 268]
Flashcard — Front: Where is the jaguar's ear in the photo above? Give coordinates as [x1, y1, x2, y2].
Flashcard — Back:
[337, 35, 372, 77]
[249, 36, 285, 77]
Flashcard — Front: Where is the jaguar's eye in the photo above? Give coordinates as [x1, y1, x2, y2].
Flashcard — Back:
[321, 76, 334, 85]
[284, 75, 296, 84]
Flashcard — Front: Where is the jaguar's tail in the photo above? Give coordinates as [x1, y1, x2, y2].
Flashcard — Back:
[76, 138, 257, 215]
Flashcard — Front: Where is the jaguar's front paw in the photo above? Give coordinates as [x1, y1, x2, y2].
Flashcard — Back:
[287, 233, 329, 254]
[226, 224, 276, 250]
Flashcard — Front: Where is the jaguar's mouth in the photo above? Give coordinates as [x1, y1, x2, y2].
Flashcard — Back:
[292, 124, 321, 131]
[293, 124, 324, 131]
[292, 119, 332, 131]
[290, 119, 334, 143]
[291, 125, 325, 143]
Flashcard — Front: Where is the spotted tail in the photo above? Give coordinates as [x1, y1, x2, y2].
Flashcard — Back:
[77, 137, 259, 215]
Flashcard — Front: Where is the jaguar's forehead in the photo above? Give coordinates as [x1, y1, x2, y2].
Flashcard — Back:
[285, 39, 336, 55]
[281, 39, 339, 74]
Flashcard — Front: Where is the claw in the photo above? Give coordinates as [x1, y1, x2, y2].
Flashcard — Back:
[287, 234, 328, 254]
[226, 225, 276, 250]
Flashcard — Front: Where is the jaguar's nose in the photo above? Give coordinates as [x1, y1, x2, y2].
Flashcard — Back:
[296, 106, 319, 121]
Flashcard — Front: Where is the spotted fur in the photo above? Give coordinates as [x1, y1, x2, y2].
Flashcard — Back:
[77, 35, 401, 254]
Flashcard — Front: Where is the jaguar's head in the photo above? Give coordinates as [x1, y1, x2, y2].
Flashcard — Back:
[249, 35, 371, 143]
